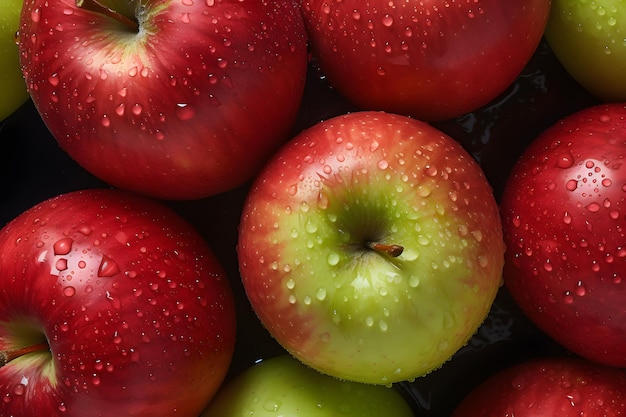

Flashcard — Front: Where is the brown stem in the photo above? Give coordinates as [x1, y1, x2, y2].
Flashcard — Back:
[76, 0, 139, 32]
[0, 342, 50, 368]
[367, 242, 404, 258]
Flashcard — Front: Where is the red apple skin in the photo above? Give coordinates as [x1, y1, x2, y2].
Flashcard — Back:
[18, 0, 308, 200]
[452, 356, 626, 416]
[0, 189, 236, 416]
[500, 103, 626, 368]
[300, 0, 551, 122]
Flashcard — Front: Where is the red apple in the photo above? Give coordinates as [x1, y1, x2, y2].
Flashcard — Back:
[238, 111, 505, 384]
[452, 356, 626, 416]
[17, 0, 308, 200]
[500, 103, 626, 368]
[300, 0, 551, 122]
[0, 188, 236, 416]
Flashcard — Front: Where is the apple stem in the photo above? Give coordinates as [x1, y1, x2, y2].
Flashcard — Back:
[0, 342, 50, 368]
[367, 242, 404, 257]
[76, 0, 139, 32]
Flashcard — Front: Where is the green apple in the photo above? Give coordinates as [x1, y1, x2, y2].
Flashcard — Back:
[201, 355, 415, 417]
[0, 0, 28, 121]
[545, 0, 626, 101]
[238, 111, 505, 384]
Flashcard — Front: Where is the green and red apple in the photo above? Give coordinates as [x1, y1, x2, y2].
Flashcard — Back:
[201, 355, 415, 417]
[545, 0, 626, 101]
[0, 0, 28, 121]
[238, 111, 505, 384]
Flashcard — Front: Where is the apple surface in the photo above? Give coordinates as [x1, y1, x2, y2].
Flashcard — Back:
[452, 356, 626, 416]
[201, 355, 415, 416]
[545, 0, 626, 101]
[300, 0, 551, 121]
[500, 103, 626, 368]
[237, 111, 505, 384]
[0, 189, 237, 417]
[17, 0, 308, 200]
[0, 0, 29, 121]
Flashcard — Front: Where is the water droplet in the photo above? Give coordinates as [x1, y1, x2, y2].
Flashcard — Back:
[566, 179, 578, 191]
[53, 237, 74, 255]
[586, 202, 601, 213]
[12, 384, 25, 396]
[175, 103, 195, 120]
[555, 153, 574, 169]
[55, 258, 68, 271]
[48, 74, 60, 86]
[63, 286, 76, 297]
[98, 256, 120, 277]
[379, 320, 388, 332]
[316, 288, 327, 301]
[408, 276, 420, 288]
[424, 165, 438, 176]
[263, 399, 282, 412]
[327, 253, 340, 266]
[381, 14, 394, 27]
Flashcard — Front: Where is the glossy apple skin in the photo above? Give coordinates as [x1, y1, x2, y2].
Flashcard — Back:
[201, 355, 415, 416]
[18, 0, 308, 200]
[545, 0, 626, 101]
[500, 103, 626, 368]
[300, 0, 551, 121]
[0, 0, 28, 121]
[238, 111, 505, 384]
[452, 356, 626, 416]
[0, 189, 236, 417]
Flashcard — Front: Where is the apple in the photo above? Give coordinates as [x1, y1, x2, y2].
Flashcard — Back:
[545, 0, 626, 101]
[0, 0, 29, 121]
[17, 0, 308, 200]
[299, 0, 551, 122]
[500, 103, 626, 368]
[201, 354, 415, 416]
[451, 356, 626, 416]
[237, 111, 505, 384]
[0, 188, 237, 417]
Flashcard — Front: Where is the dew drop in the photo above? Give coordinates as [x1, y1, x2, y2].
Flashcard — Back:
[424, 165, 438, 176]
[56, 258, 68, 271]
[381, 14, 394, 27]
[327, 253, 340, 266]
[98, 256, 120, 277]
[63, 286, 76, 297]
[316, 288, 327, 301]
[263, 399, 282, 412]
[555, 153, 574, 169]
[12, 384, 25, 396]
[175, 103, 195, 120]
[566, 179, 578, 191]
[53, 237, 74, 255]
[408, 276, 420, 288]
[586, 202, 601, 213]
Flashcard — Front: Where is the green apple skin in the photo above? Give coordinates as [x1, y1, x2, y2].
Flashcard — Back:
[545, 0, 626, 101]
[201, 355, 415, 417]
[0, 0, 28, 121]
[238, 111, 505, 384]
